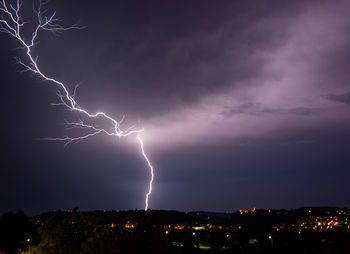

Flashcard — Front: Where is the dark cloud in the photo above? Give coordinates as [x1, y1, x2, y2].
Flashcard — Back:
[221, 104, 322, 117]
[326, 91, 350, 105]
[221, 103, 261, 116]
[32, 0, 308, 119]
[0, 0, 350, 214]
[287, 107, 323, 116]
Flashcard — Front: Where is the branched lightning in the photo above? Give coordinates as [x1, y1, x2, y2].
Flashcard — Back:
[0, 0, 155, 211]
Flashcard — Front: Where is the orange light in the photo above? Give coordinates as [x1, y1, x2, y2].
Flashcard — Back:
[124, 223, 134, 229]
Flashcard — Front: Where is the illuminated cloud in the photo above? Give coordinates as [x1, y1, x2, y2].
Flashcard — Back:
[140, 0, 350, 149]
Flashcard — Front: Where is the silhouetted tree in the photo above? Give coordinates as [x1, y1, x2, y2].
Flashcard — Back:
[21, 207, 99, 254]
[0, 210, 34, 254]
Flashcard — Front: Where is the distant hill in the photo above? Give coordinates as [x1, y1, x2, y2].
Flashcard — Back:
[31, 206, 349, 226]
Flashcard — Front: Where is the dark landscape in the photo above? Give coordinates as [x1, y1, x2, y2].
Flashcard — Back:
[1, 207, 349, 254]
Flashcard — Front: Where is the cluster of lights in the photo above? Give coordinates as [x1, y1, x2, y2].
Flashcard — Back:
[239, 207, 256, 215]
[124, 223, 135, 229]
[271, 211, 350, 233]
[297, 215, 348, 232]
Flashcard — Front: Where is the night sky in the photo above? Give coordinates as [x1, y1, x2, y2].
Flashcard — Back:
[1, 0, 350, 215]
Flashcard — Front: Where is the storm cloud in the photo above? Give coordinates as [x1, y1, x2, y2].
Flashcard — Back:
[0, 0, 350, 213]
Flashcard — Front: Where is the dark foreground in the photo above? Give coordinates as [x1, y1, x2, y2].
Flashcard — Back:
[0, 207, 349, 254]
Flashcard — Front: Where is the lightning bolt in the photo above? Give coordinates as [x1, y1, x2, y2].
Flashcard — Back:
[0, 0, 155, 211]
[137, 134, 154, 211]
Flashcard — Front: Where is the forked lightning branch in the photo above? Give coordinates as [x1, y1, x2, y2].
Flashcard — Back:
[0, 0, 155, 210]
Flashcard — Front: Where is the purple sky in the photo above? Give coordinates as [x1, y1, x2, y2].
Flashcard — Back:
[144, 0, 350, 148]
[0, 0, 350, 214]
